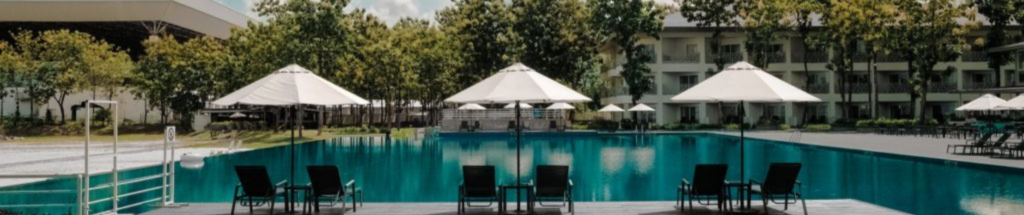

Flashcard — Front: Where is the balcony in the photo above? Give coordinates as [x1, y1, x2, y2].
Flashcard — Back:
[767, 52, 786, 63]
[662, 54, 701, 64]
[792, 51, 828, 63]
[705, 53, 744, 64]
[965, 81, 997, 90]
[962, 51, 988, 62]
[611, 87, 658, 96]
[806, 83, 829, 94]
[929, 82, 957, 93]
[662, 83, 695, 96]
[835, 83, 870, 93]
[880, 83, 912, 93]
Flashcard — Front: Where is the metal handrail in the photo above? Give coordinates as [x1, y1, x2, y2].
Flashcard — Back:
[0, 174, 83, 215]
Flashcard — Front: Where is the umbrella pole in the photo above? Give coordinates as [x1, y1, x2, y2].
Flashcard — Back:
[739, 100, 747, 210]
[515, 100, 523, 212]
[291, 105, 296, 191]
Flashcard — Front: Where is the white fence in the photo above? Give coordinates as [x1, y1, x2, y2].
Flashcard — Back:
[442, 109, 567, 120]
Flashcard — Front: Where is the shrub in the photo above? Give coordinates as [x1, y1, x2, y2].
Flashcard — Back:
[570, 124, 588, 130]
[663, 123, 683, 130]
[779, 124, 790, 131]
[724, 124, 741, 130]
[805, 124, 832, 131]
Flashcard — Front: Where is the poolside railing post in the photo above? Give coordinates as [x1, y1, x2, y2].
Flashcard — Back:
[162, 127, 168, 206]
[112, 102, 119, 213]
[84, 103, 91, 215]
[170, 127, 177, 204]
[515, 101, 522, 212]
[77, 174, 83, 215]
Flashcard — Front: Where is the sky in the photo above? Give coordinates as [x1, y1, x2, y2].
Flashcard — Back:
[214, 0, 677, 26]
[213, 0, 453, 25]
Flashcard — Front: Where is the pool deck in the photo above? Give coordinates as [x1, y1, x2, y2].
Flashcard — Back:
[710, 131, 1024, 170]
[142, 199, 906, 215]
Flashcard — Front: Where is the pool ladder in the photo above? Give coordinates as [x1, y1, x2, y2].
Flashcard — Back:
[790, 129, 803, 142]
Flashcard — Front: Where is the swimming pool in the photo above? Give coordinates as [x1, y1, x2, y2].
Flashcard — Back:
[3, 133, 1024, 214]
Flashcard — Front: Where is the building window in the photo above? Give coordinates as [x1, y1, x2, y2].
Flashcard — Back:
[722, 44, 740, 54]
[680, 106, 697, 123]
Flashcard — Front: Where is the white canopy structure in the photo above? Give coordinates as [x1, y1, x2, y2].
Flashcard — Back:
[598, 104, 625, 112]
[229, 112, 246, 119]
[504, 103, 533, 109]
[958, 94, 1008, 111]
[669, 62, 820, 203]
[458, 103, 487, 110]
[211, 64, 368, 192]
[628, 104, 655, 112]
[547, 102, 575, 110]
[213, 64, 369, 106]
[445, 63, 591, 103]
[671, 62, 821, 103]
[444, 63, 590, 212]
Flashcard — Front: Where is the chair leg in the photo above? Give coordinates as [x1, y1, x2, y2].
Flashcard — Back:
[784, 193, 789, 210]
[800, 194, 808, 215]
[231, 198, 238, 215]
[761, 195, 769, 215]
[269, 197, 276, 215]
[249, 197, 254, 215]
[688, 193, 693, 214]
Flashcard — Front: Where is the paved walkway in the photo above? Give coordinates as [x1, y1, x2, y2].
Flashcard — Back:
[711, 131, 1024, 169]
[0, 140, 242, 187]
[143, 199, 905, 215]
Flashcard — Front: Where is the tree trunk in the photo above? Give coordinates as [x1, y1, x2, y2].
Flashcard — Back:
[54, 93, 66, 124]
[868, 54, 876, 119]
[920, 82, 929, 122]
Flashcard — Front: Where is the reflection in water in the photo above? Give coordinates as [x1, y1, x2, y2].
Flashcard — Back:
[632, 147, 655, 175]
[600, 147, 626, 175]
[149, 134, 1024, 215]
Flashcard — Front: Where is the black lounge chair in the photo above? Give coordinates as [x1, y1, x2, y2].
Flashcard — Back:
[508, 121, 517, 132]
[992, 140, 1024, 159]
[460, 121, 471, 132]
[473, 121, 481, 132]
[749, 163, 806, 215]
[678, 164, 729, 213]
[306, 165, 363, 213]
[231, 166, 287, 215]
[531, 165, 573, 214]
[459, 165, 500, 215]
[978, 133, 1015, 155]
[948, 132, 994, 154]
[549, 121, 566, 132]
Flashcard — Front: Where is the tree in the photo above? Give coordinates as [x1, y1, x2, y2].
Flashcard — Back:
[0, 41, 21, 127]
[590, 0, 667, 104]
[510, 0, 600, 87]
[845, 0, 897, 119]
[678, 0, 739, 73]
[134, 35, 232, 129]
[785, 0, 825, 124]
[898, 0, 978, 121]
[974, 0, 1015, 88]
[396, 19, 461, 126]
[437, 0, 515, 88]
[820, 0, 861, 120]
[250, 0, 355, 76]
[738, 0, 793, 70]
[134, 35, 183, 125]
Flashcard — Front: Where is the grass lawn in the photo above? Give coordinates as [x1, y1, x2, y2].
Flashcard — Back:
[5, 128, 419, 149]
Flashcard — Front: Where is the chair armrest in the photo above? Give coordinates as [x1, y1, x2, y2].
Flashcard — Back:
[681, 178, 690, 187]
[568, 179, 573, 188]
[345, 179, 356, 188]
[749, 179, 763, 185]
[275, 180, 287, 187]
[795, 180, 802, 186]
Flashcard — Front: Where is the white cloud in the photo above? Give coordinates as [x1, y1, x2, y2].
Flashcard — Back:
[356, 0, 421, 25]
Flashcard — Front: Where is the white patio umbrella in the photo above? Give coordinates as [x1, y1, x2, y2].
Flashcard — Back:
[445, 63, 590, 212]
[457, 103, 487, 110]
[229, 112, 247, 119]
[504, 103, 533, 109]
[960, 94, 1008, 111]
[598, 104, 625, 112]
[628, 103, 655, 112]
[996, 94, 1024, 110]
[547, 102, 575, 110]
[212, 64, 369, 189]
[671, 62, 820, 211]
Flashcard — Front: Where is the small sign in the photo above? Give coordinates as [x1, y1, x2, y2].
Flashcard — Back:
[165, 126, 176, 143]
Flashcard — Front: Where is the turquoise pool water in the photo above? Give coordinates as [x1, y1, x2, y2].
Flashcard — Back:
[4, 133, 1024, 214]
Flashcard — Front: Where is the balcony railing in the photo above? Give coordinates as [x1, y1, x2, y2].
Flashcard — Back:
[611, 87, 658, 96]
[965, 82, 997, 89]
[877, 53, 904, 62]
[791, 51, 828, 63]
[929, 82, 957, 93]
[835, 83, 870, 93]
[806, 83, 829, 94]
[705, 53, 744, 64]
[662, 83, 695, 96]
[962, 51, 988, 62]
[880, 83, 912, 93]
[662, 54, 701, 63]
[767, 52, 786, 63]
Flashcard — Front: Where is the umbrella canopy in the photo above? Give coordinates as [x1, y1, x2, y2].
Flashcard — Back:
[671, 62, 821, 103]
[958, 94, 1008, 111]
[628, 104, 655, 112]
[458, 103, 487, 110]
[598, 104, 625, 112]
[504, 103, 533, 109]
[547, 102, 575, 110]
[213, 64, 369, 106]
[995, 94, 1024, 110]
[229, 112, 246, 119]
[445, 63, 591, 103]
